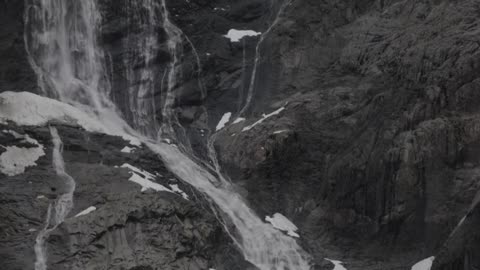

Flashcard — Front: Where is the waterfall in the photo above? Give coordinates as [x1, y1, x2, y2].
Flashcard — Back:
[24, 1, 311, 269]
[122, 0, 162, 137]
[34, 127, 76, 270]
[24, 0, 133, 139]
[149, 143, 311, 270]
[158, 0, 183, 141]
[24, 0, 111, 110]
[238, 0, 292, 116]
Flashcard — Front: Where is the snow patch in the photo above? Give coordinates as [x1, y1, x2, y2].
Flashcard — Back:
[242, 107, 285, 132]
[74, 206, 97, 217]
[121, 164, 188, 200]
[170, 184, 189, 200]
[224, 29, 261, 42]
[0, 131, 45, 176]
[265, 213, 299, 238]
[36, 195, 46, 200]
[325, 259, 347, 270]
[121, 163, 171, 192]
[121, 146, 135, 153]
[273, 130, 289, 134]
[233, 117, 245, 124]
[411, 257, 435, 270]
[216, 112, 232, 131]
[0, 91, 140, 145]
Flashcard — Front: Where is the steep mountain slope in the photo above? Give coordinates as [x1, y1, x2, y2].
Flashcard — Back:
[1, 0, 480, 269]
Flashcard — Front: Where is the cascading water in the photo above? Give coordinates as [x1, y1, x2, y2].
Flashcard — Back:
[238, 0, 292, 116]
[158, 0, 183, 141]
[150, 143, 311, 270]
[123, 0, 162, 137]
[24, 0, 134, 139]
[34, 127, 76, 270]
[24, 0, 311, 269]
[24, 0, 110, 110]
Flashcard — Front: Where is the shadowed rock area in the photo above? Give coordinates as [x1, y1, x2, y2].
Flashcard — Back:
[0, 124, 250, 270]
[1, 0, 480, 269]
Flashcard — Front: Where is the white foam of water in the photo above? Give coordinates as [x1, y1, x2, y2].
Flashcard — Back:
[238, 0, 292, 116]
[34, 127, 76, 270]
[148, 143, 311, 270]
[8, 90, 311, 270]
[23, 0, 312, 268]
[24, 0, 112, 112]
[122, 0, 161, 137]
[158, 0, 185, 140]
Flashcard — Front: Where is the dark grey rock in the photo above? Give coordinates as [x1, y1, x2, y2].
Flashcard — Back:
[0, 124, 249, 270]
[0, 0, 37, 93]
[2, 0, 480, 269]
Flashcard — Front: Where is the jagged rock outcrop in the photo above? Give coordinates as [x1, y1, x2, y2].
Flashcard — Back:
[2, 0, 480, 269]
[210, 0, 480, 268]
[0, 123, 249, 270]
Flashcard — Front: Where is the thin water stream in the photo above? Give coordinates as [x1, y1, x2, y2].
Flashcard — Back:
[34, 127, 75, 270]
[24, 1, 311, 269]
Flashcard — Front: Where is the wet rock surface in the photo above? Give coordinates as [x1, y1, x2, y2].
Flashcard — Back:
[1, 0, 480, 269]
[0, 123, 249, 270]
[0, 0, 37, 93]
[211, 0, 480, 268]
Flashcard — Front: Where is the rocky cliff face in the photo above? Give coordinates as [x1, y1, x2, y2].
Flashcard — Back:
[0, 0, 37, 93]
[209, 0, 480, 268]
[0, 123, 250, 270]
[1, 0, 480, 269]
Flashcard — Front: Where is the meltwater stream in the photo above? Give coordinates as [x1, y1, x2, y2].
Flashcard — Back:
[34, 127, 76, 270]
[24, 1, 311, 269]
[239, 0, 292, 116]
